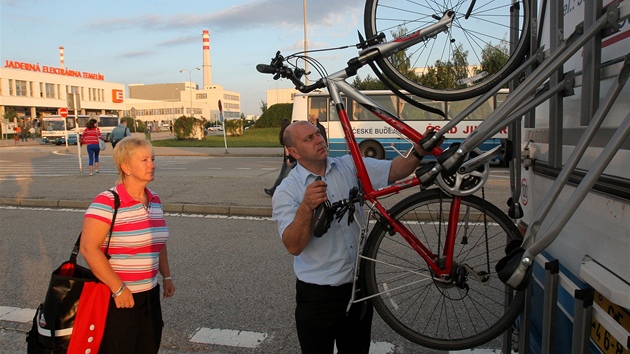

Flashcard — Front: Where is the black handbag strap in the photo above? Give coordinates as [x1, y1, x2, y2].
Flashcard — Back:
[71, 189, 121, 262]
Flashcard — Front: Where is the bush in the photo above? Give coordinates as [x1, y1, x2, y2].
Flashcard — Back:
[224, 119, 243, 136]
[255, 103, 293, 128]
[120, 116, 145, 133]
[174, 116, 205, 140]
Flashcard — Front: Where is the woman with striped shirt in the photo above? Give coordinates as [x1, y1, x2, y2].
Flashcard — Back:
[80, 118, 103, 175]
[80, 137, 174, 353]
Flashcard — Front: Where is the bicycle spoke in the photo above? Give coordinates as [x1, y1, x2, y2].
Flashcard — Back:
[362, 189, 523, 349]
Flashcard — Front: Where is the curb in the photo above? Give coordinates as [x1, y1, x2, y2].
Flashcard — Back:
[0, 198, 272, 218]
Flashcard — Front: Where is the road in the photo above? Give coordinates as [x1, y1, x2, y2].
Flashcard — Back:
[0, 143, 515, 353]
[0, 206, 469, 354]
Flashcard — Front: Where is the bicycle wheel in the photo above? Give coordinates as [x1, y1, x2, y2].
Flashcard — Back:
[364, 0, 530, 101]
[362, 188, 524, 350]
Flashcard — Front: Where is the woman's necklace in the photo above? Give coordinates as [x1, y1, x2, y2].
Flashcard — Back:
[130, 193, 148, 212]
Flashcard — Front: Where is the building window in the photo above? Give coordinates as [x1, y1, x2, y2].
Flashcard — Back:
[45, 83, 55, 98]
[196, 93, 207, 99]
[16, 80, 27, 96]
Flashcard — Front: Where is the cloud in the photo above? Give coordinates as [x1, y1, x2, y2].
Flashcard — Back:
[86, 0, 363, 33]
[115, 50, 155, 59]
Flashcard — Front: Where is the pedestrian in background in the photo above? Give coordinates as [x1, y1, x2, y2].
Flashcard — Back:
[265, 118, 296, 196]
[308, 114, 327, 144]
[110, 120, 131, 148]
[80, 118, 103, 176]
[20, 124, 28, 142]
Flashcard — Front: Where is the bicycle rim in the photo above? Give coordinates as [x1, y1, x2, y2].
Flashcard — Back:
[362, 189, 524, 350]
[364, 0, 530, 101]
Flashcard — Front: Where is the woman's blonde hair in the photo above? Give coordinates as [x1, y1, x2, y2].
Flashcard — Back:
[113, 137, 154, 182]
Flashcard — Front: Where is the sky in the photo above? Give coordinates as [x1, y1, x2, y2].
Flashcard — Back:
[0, 0, 367, 116]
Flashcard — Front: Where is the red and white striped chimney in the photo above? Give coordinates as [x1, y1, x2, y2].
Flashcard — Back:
[59, 46, 65, 69]
[202, 30, 212, 88]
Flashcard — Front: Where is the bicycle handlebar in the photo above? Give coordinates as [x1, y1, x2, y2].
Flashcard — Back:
[256, 52, 325, 93]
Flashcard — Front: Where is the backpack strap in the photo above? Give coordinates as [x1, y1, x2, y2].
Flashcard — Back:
[71, 189, 121, 262]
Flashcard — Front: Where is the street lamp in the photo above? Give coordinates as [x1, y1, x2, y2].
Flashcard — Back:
[179, 67, 200, 116]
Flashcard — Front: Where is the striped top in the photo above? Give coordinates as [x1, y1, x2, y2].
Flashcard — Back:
[81, 128, 102, 145]
[84, 184, 169, 293]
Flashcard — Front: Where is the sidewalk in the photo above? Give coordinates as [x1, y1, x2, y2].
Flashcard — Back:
[0, 137, 283, 217]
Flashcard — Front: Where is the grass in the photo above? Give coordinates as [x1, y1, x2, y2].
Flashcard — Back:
[150, 127, 281, 147]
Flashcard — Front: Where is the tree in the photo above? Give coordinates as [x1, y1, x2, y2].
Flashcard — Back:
[352, 74, 387, 90]
[417, 44, 470, 90]
[260, 100, 267, 114]
[255, 103, 293, 128]
[478, 40, 510, 77]
[3, 108, 18, 122]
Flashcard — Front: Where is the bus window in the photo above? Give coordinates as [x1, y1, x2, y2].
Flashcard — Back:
[309, 96, 328, 122]
[401, 96, 444, 120]
[448, 96, 494, 120]
[325, 97, 346, 121]
[349, 95, 396, 121]
[99, 116, 119, 128]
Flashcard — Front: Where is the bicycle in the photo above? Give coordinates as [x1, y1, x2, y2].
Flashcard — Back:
[258, 9, 523, 349]
[257, 1, 630, 350]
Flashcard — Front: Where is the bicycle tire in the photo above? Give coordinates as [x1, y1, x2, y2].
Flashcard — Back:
[364, 0, 530, 101]
[362, 188, 524, 350]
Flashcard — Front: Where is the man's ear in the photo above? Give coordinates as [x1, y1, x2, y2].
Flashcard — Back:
[287, 147, 299, 159]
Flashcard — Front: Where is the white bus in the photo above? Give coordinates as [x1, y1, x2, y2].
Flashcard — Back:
[41, 115, 77, 144]
[291, 88, 510, 162]
[75, 115, 120, 141]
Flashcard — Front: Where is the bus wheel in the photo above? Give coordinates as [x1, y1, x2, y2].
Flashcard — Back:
[360, 140, 385, 159]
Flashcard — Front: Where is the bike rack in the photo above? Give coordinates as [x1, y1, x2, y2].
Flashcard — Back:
[504, 0, 630, 352]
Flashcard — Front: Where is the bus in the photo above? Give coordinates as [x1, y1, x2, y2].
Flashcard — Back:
[42, 114, 120, 144]
[41, 115, 77, 145]
[291, 88, 510, 162]
[75, 115, 120, 141]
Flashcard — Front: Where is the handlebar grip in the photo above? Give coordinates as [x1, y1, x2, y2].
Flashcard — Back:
[256, 64, 278, 74]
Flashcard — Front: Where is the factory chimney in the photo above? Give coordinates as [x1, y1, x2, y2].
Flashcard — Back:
[202, 30, 212, 88]
[59, 46, 65, 69]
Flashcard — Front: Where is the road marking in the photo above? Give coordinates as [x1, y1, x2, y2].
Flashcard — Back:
[0, 306, 34, 323]
[0, 307, 510, 353]
[191, 328, 267, 348]
[369, 341, 396, 353]
[236, 168, 250, 170]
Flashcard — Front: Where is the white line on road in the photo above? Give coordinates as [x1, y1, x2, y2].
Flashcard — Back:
[0, 304, 513, 353]
[0, 306, 35, 323]
[191, 328, 267, 348]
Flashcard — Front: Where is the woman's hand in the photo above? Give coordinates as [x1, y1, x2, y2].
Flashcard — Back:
[113, 287, 135, 308]
[163, 279, 175, 298]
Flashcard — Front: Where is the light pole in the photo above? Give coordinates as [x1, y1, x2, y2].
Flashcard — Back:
[179, 67, 200, 116]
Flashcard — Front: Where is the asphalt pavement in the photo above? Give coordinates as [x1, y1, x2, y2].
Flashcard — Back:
[0, 134, 284, 216]
[0, 133, 512, 216]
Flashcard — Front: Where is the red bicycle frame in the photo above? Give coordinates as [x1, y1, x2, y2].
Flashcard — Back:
[332, 89, 459, 279]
